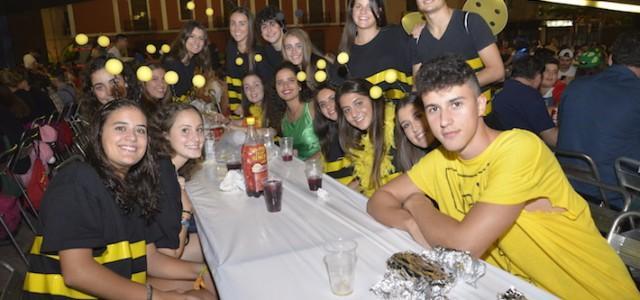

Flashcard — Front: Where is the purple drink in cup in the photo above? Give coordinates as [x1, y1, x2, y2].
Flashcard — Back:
[263, 179, 283, 212]
[307, 175, 322, 191]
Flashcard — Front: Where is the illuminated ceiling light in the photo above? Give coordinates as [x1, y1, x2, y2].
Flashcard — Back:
[545, 20, 573, 27]
[537, 0, 640, 14]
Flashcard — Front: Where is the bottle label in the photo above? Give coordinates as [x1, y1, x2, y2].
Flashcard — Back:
[242, 144, 268, 193]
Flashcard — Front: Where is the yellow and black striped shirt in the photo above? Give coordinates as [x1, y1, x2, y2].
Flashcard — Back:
[225, 41, 250, 120]
[347, 25, 414, 102]
[23, 162, 160, 299]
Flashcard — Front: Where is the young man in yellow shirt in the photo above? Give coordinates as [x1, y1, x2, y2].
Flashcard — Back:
[367, 54, 639, 299]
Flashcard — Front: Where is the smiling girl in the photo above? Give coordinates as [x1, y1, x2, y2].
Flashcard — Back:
[275, 62, 320, 160]
[312, 84, 355, 186]
[337, 79, 400, 197]
[225, 7, 257, 120]
[24, 100, 214, 299]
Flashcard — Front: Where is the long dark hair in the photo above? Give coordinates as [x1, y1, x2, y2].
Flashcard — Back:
[274, 61, 312, 104]
[312, 84, 338, 156]
[241, 72, 264, 118]
[150, 103, 204, 181]
[394, 94, 427, 172]
[336, 79, 387, 188]
[229, 7, 257, 72]
[85, 99, 159, 221]
[168, 21, 212, 72]
[339, 0, 387, 53]
[80, 56, 140, 120]
[140, 63, 173, 116]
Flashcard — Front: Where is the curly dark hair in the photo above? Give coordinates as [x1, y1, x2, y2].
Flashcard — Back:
[84, 99, 159, 222]
[336, 79, 387, 189]
[256, 5, 286, 32]
[415, 54, 481, 98]
[312, 84, 338, 156]
[166, 21, 212, 72]
[611, 31, 640, 67]
[150, 102, 204, 181]
[80, 56, 141, 121]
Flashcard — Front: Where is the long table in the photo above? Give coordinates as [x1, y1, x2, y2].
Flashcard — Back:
[187, 157, 558, 299]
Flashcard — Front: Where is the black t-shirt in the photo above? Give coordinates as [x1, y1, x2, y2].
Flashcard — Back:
[154, 158, 182, 249]
[163, 57, 196, 97]
[24, 161, 163, 299]
[347, 25, 414, 101]
[255, 43, 282, 85]
[413, 10, 495, 65]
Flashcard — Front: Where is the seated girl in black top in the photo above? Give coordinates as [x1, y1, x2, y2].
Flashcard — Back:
[23, 100, 215, 299]
[79, 57, 140, 121]
[163, 21, 212, 98]
[151, 103, 207, 262]
[312, 84, 355, 186]
[139, 63, 173, 116]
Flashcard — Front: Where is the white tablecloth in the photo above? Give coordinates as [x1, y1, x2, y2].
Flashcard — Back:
[187, 157, 558, 299]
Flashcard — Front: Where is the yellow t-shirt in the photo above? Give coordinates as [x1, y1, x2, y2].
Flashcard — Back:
[407, 129, 639, 299]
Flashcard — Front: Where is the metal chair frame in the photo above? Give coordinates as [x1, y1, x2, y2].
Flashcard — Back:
[607, 211, 640, 270]
[555, 149, 611, 208]
[0, 146, 32, 266]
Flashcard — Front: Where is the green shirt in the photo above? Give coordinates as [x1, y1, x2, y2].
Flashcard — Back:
[281, 102, 320, 160]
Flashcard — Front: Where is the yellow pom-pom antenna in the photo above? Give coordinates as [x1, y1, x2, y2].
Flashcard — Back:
[314, 70, 327, 83]
[369, 85, 383, 100]
[235, 57, 244, 66]
[160, 44, 171, 54]
[205, 8, 214, 16]
[105, 58, 123, 75]
[75, 34, 89, 46]
[296, 71, 307, 82]
[146, 44, 157, 54]
[316, 59, 327, 70]
[136, 66, 152, 82]
[254, 54, 263, 62]
[164, 71, 179, 85]
[337, 52, 350, 65]
[97, 35, 110, 48]
[192, 74, 206, 88]
[186, 1, 195, 10]
[384, 70, 398, 84]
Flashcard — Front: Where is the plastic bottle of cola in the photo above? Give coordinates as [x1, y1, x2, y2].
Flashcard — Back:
[241, 117, 268, 197]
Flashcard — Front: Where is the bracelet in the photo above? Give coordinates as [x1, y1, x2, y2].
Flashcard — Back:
[146, 283, 153, 300]
[180, 218, 190, 229]
[182, 209, 193, 215]
[193, 265, 208, 290]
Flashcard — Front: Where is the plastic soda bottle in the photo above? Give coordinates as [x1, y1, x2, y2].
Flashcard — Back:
[241, 117, 268, 197]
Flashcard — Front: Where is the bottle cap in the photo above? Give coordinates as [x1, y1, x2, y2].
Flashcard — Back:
[246, 117, 255, 125]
